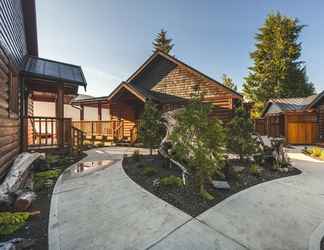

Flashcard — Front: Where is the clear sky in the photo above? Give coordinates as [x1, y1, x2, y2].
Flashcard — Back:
[35, 0, 324, 97]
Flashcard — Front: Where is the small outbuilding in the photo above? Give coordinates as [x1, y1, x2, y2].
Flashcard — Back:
[256, 91, 324, 145]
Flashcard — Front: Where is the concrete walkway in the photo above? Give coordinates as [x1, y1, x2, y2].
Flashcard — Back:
[49, 147, 324, 250]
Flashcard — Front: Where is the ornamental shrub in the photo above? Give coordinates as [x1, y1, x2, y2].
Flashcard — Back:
[160, 176, 183, 188]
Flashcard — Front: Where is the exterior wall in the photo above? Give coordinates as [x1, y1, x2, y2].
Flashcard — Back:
[151, 65, 236, 122]
[33, 101, 109, 121]
[317, 99, 324, 141]
[0, 0, 28, 178]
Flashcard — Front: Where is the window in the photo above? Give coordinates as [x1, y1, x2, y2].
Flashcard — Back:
[8, 72, 19, 115]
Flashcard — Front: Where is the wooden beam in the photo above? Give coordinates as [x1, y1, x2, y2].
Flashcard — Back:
[80, 105, 84, 120]
[98, 103, 102, 121]
[56, 84, 64, 148]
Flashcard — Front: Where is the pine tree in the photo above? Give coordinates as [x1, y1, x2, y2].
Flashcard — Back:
[222, 74, 238, 91]
[243, 12, 315, 116]
[153, 29, 174, 54]
[139, 99, 164, 155]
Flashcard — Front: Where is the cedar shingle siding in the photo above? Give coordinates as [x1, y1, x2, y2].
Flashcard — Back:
[129, 53, 240, 123]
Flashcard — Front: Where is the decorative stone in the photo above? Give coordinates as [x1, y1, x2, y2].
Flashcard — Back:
[233, 166, 245, 173]
[152, 178, 160, 187]
[212, 180, 231, 190]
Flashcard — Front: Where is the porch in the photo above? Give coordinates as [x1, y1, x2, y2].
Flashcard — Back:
[21, 56, 88, 152]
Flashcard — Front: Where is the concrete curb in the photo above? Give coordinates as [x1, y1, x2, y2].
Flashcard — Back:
[309, 221, 324, 250]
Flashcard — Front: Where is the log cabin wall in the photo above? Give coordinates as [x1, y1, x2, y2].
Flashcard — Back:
[0, 0, 30, 178]
[151, 65, 236, 122]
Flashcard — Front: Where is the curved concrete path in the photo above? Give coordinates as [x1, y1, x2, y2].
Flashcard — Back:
[49, 147, 324, 250]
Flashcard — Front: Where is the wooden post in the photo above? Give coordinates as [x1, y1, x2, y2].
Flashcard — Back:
[80, 105, 84, 120]
[56, 84, 64, 148]
[21, 81, 28, 152]
[98, 103, 102, 121]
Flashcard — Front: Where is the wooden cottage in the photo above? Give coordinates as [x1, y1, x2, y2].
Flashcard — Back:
[255, 91, 324, 145]
[0, 0, 87, 178]
[72, 51, 243, 143]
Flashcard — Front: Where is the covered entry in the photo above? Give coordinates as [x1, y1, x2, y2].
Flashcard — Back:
[285, 111, 319, 145]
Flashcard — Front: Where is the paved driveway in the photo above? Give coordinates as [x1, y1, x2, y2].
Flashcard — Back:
[49, 148, 324, 250]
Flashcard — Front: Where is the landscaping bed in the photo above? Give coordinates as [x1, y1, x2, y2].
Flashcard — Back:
[123, 155, 301, 217]
[0, 152, 85, 250]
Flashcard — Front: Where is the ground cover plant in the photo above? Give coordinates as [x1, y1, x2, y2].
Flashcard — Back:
[304, 146, 324, 161]
[1, 152, 85, 249]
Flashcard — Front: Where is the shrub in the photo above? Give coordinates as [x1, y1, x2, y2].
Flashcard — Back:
[226, 106, 258, 160]
[310, 147, 322, 157]
[139, 99, 164, 155]
[0, 212, 30, 236]
[170, 87, 226, 200]
[132, 150, 141, 162]
[160, 176, 183, 188]
[320, 151, 324, 161]
[33, 169, 61, 191]
[143, 165, 157, 176]
[249, 164, 261, 176]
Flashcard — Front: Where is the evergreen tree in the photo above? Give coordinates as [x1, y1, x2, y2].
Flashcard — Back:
[170, 88, 226, 200]
[226, 106, 257, 161]
[222, 74, 238, 91]
[243, 12, 315, 116]
[153, 29, 174, 54]
[139, 99, 164, 155]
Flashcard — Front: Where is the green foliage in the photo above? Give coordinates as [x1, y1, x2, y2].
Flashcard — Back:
[243, 12, 315, 114]
[132, 150, 141, 162]
[153, 29, 174, 54]
[226, 106, 258, 160]
[305, 147, 324, 160]
[46, 154, 60, 165]
[160, 176, 183, 188]
[0, 212, 30, 236]
[249, 164, 261, 176]
[139, 99, 164, 155]
[222, 74, 238, 91]
[143, 165, 157, 176]
[34, 169, 61, 191]
[170, 88, 226, 200]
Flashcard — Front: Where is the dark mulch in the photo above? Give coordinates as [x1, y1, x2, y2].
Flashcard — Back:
[123, 155, 301, 217]
[0, 152, 86, 249]
[321, 236, 324, 250]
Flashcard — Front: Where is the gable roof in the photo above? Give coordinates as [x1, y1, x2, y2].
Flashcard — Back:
[126, 50, 242, 99]
[22, 55, 87, 88]
[262, 94, 319, 117]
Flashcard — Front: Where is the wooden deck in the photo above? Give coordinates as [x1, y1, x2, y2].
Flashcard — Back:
[72, 120, 138, 144]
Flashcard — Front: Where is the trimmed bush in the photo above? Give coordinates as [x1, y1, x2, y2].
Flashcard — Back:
[311, 147, 322, 157]
[132, 150, 141, 162]
[160, 176, 183, 188]
[143, 165, 157, 176]
[249, 164, 261, 176]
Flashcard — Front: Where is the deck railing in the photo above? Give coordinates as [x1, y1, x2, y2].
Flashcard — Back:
[24, 116, 84, 151]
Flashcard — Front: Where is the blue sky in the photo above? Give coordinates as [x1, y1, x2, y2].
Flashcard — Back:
[36, 0, 324, 97]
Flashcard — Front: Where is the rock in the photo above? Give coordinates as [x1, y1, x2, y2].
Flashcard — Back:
[0, 238, 35, 250]
[233, 166, 245, 173]
[152, 178, 160, 187]
[278, 167, 289, 173]
[212, 180, 231, 190]
[14, 192, 36, 211]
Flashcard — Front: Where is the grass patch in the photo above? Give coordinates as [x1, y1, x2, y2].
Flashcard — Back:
[0, 212, 31, 236]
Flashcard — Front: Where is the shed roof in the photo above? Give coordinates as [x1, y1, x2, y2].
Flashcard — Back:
[262, 94, 318, 116]
[22, 55, 87, 87]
